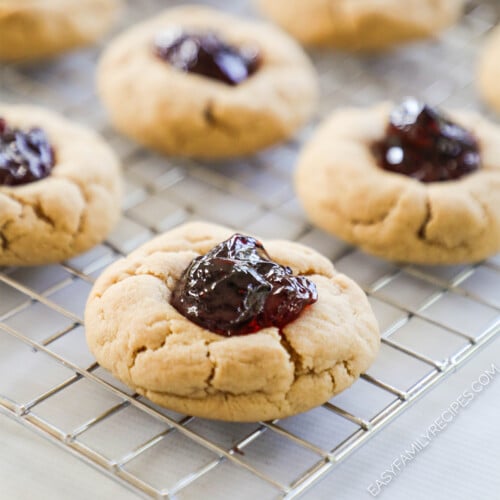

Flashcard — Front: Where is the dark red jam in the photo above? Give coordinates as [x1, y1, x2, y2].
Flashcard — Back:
[154, 29, 260, 86]
[0, 117, 55, 186]
[372, 98, 480, 183]
[171, 234, 318, 336]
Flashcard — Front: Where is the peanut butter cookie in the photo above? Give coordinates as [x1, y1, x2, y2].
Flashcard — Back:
[0, 104, 121, 265]
[295, 100, 500, 264]
[0, 0, 120, 61]
[256, 0, 464, 51]
[97, 5, 318, 159]
[478, 25, 500, 114]
[85, 222, 380, 422]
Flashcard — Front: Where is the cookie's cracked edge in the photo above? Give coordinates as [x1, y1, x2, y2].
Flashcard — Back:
[135, 356, 360, 422]
[205, 343, 217, 389]
[417, 195, 432, 240]
[279, 334, 304, 375]
[202, 99, 238, 138]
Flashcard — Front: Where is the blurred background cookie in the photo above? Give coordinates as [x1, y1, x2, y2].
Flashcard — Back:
[255, 0, 465, 51]
[478, 24, 500, 114]
[0, 104, 122, 265]
[295, 99, 500, 264]
[0, 0, 120, 61]
[97, 5, 319, 159]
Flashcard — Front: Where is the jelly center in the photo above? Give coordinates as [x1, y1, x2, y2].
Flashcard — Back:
[0, 117, 55, 186]
[372, 98, 480, 183]
[170, 234, 318, 336]
[154, 29, 260, 86]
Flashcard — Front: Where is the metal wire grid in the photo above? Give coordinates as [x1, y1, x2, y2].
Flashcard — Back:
[1, 0, 500, 498]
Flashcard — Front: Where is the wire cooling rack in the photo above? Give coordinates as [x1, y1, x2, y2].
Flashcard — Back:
[1, 1, 500, 498]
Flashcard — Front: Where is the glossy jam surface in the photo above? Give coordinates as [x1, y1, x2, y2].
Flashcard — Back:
[372, 98, 480, 183]
[0, 117, 55, 186]
[171, 234, 318, 336]
[154, 29, 260, 86]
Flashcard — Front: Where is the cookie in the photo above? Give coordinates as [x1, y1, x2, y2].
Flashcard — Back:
[97, 5, 319, 159]
[255, 0, 465, 51]
[0, 104, 122, 266]
[478, 25, 500, 114]
[0, 0, 120, 61]
[85, 221, 380, 422]
[295, 100, 500, 264]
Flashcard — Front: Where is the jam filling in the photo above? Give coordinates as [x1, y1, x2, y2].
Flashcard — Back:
[372, 98, 480, 183]
[0, 117, 55, 186]
[170, 234, 318, 336]
[154, 29, 260, 86]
